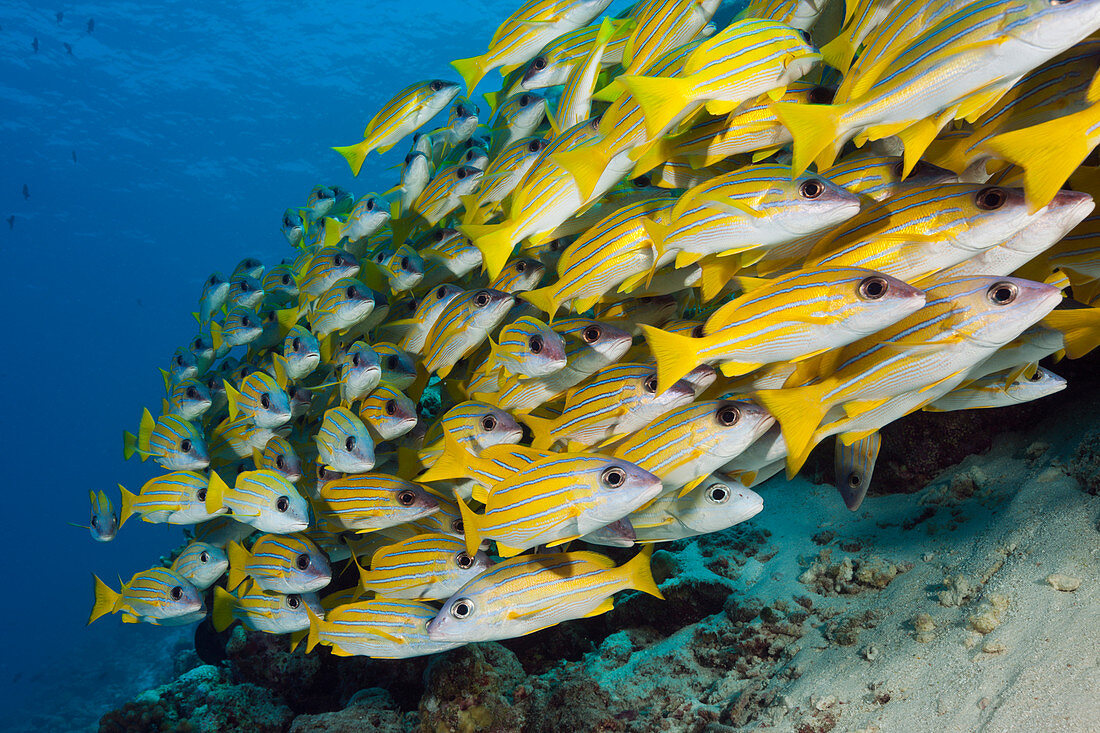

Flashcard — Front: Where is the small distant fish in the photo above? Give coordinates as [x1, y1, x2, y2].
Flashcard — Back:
[22, 184, 29, 199]
[6, 216, 13, 230]
[72, 490, 119, 542]
[119, 471, 227, 527]
[32, 38, 38, 53]
[87, 18, 94, 33]
[56, 11, 63, 23]
[89, 568, 204, 626]
[64, 43, 72, 55]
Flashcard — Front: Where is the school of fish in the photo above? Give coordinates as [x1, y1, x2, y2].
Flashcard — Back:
[85, 0, 1100, 658]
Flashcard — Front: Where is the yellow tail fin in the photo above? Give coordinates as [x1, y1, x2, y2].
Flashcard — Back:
[224, 381, 242, 421]
[622, 545, 663, 599]
[455, 495, 483, 558]
[137, 408, 155, 459]
[332, 140, 371, 177]
[752, 384, 828, 476]
[205, 471, 229, 516]
[118, 484, 138, 528]
[982, 108, 1098, 213]
[819, 34, 857, 73]
[461, 222, 516, 281]
[89, 575, 120, 625]
[638, 324, 702, 396]
[225, 541, 250, 590]
[417, 429, 474, 483]
[770, 101, 844, 176]
[520, 413, 557, 451]
[616, 75, 693, 139]
[519, 286, 561, 322]
[554, 145, 611, 204]
[211, 586, 237, 632]
[1043, 307, 1100, 359]
[305, 605, 324, 653]
[210, 320, 224, 351]
[451, 55, 487, 96]
[122, 431, 138, 461]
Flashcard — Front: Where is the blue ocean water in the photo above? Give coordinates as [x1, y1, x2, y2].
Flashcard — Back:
[0, 0, 534, 727]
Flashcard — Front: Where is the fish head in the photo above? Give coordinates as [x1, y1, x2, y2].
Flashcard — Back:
[1008, 366, 1067, 402]
[768, 172, 862, 237]
[828, 269, 928, 337]
[385, 482, 440, 522]
[376, 344, 418, 389]
[228, 274, 265, 309]
[466, 403, 524, 452]
[282, 209, 305, 244]
[581, 456, 664, 527]
[243, 472, 311, 533]
[259, 590, 323, 634]
[248, 379, 292, 429]
[169, 347, 200, 382]
[173, 378, 213, 421]
[224, 305, 264, 347]
[280, 535, 333, 593]
[287, 385, 313, 420]
[682, 364, 717, 395]
[452, 165, 485, 198]
[560, 318, 634, 367]
[933, 276, 1064, 347]
[1014, 0, 1100, 51]
[492, 257, 545, 293]
[329, 278, 377, 325]
[175, 542, 229, 589]
[464, 288, 516, 330]
[360, 386, 418, 441]
[307, 185, 337, 220]
[428, 590, 492, 642]
[136, 569, 205, 620]
[675, 477, 764, 533]
[342, 342, 382, 392]
[187, 333, 217, 372]
[284, 327, 321, 379]
[319, 408, 376, 473]
[264, 436, 303, 482]
[158, 416, 209, 470]
[88, 490, 119, 542]
[461, 146, 489, 170]
[706, 400, 778, 460]
[403, 152, 432, 188]
[1004, 189, 1095, 254]
[424, 79, 462, 116]
[504, 92, 548, 130]
[232, 257, 264, 281]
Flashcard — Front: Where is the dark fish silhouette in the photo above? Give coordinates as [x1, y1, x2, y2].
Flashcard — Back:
[87, 18, 94, 34]
[32, 37, 38, 53]
[23, 184, 29, 200]
[64, 42, 73, 55]
[56, 11, 63, 24]
[72, 150, 77, 163]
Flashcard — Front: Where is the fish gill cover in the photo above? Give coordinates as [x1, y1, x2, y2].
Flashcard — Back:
[10, 0, 1100, 729]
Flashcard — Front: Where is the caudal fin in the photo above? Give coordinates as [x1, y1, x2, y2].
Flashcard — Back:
[211, 586, 237, 633]
[305, 605, 324, 653]
[89, 575, 120, 625]
[520, 413, 557, 451]
[770, 101, 844, 176]
[137, 408, 155, 460]
[1044, 307, 1100, 359]
[622, 545, 663, 599]
[638, 324, 702, 395]
[332, 140, 371, 177]
[225, 541, 250, 590]
[554, 145, 611, 204]
[205, 471, 229, 516]
[461, 223, 516, 281]
[753, 384, 828, 476]
[118, 483, 138, 528]
[454, 495, 483, 558]
[451, 55, 487, 97]
[616, 75, 693, 139]
[519, 286, 561, 322]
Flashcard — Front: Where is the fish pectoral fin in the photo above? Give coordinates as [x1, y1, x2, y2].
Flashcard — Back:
[495, 542, 526, 558]
[543, 534, 581, 548]
[677, 474, 708, 498]
[583, 597, 615, 618]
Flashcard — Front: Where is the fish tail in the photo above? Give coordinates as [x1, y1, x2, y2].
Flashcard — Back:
[225, 541, 249, 590]
[698, 257, 743, 303]
[224, 381, 241, 421]
[639, 324, 702, 396]
[89, 575, 120, 625]
[210, 320, 224, 352]
[1043, 307, 1100, 359]
[122, 431, 138, 461]
[205, 470, 229, 516]
[417, 429, 472, 483]
[982, 111, 1095, 213]
[211, 586, 237, 633]
[454, 495, 483, 558]
[451, 55, 487, 96]
[482, 90, 503, 116]
[770, 100, 844, 176]
[520, 413, 556, 451]
[819, 34, 857, 73]
[459, 194, 480, 224]
[332, 140, 371, 177]
[137, 408, 154, 460]
[461, 222, 516, 281]
[623, 545, 663, 599]
[118, 483, 138, 528]
[519, 286, 560, 322]
[304, 605, 324, 653]
[616, 74, 693, 139]
[753, 384, 828, 476]
[554, 144, 610, 204]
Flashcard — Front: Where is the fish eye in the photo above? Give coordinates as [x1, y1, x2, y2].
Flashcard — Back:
[345, 435, 357, 451]
[532, 57, 546, 71]
[91, 515, 99, 528]
[351, 353, 362, 367]
[261, 393, 272, 409]
[452, 518, 464, 533]
[799, 179, 825, 199]
[633, 175, 651, 188]
[450, 598, 473, 619]
[456, 168, 469, 179]
[976, 187, 1007, 210]
[199, 551, 210, 563]
[643, 375, 658, 393]
[1028, 370, 1044, 382]
[175, 355, 184, 366]
[858, 276, 889, 300]
[481, 414, 497, 431]
[706, 484, 730, 503]
[191, 338, 203, 350]
[241, 316, 252, 327]
[385, 399, 397, 415]
[397, 490, 416, 506]
[197, 487, 207, 501]
[401, 256, 410, 269]
[527, 140, 542, 153]
[292, 337, 302, 351]
[386, 355, 399, 370]
[437, 286, 448, 299]
[180, 438, 193, 453]
[601, 466, 627, 488]
[589, 114, 603, 131]
[317, 465, 327, 479]
[404, 153, 415, 164]
[798, 29, 812, 44]
[987, 281, 1018, 305]
[474, 290, 491, 307]
[891, 161, 905, 178]
[375, 251, 387, 263]
[346, 285, 357, 298]
[430, 80, 444, 92]
[296, 553, 310, 570]
[529, 335, 543, 353]
[455, 552, 474, 569]
[286, 594, 301, 609]
[365, 198, 374, 211]
[275, 455, 286, 470]
[207, 378, 218, 389]
[808, 86, 835, 104]
[276, 496, 290, 512]
[281, 274, 291, 285]
[186, 387, 200, 400]
[239, 280, 251, 292]
[170, 586, 183, 601]
[691, 325, 704, 338]
[583, 325, 601, 343]
[716, 405, 741, 426]
[208, 275, 218, 285]
[848, 472, 862, 488]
